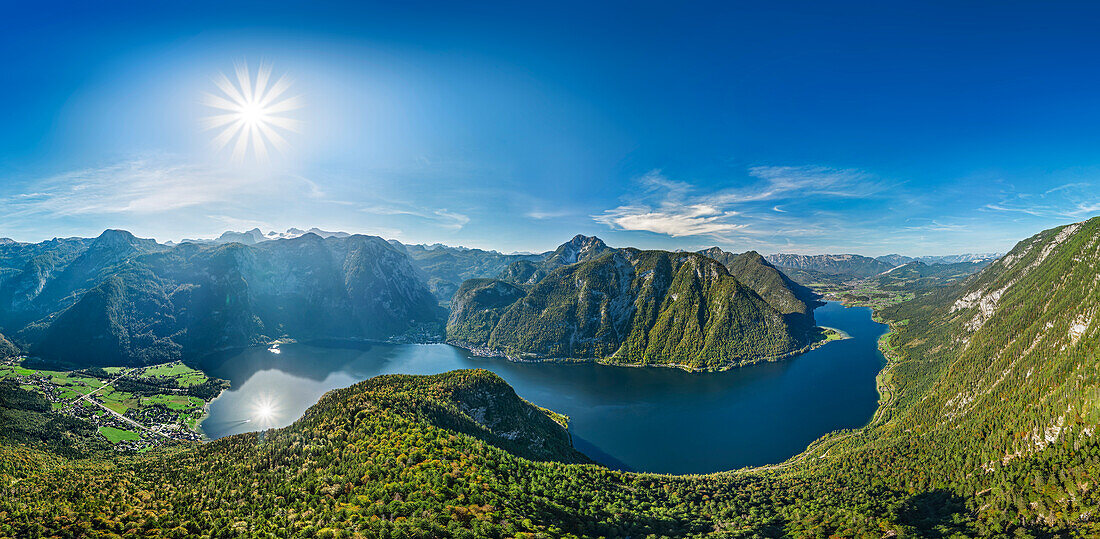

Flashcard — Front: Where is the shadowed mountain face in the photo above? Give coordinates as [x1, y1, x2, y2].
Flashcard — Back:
[449, 240, 816, 370]
[392, 242, 543, 304]
[0, 230, 444, 367]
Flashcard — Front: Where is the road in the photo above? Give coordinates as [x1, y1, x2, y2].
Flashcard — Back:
[70, 367, 170, 438]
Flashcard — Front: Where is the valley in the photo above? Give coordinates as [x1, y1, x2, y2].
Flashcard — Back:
[2, 220, 1098, 537]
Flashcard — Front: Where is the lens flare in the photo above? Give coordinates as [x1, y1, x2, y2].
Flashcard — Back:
[201, 60, 302, 162]
[251, 394, 280, 428]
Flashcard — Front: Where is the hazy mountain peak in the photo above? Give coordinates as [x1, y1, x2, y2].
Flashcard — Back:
[551, 235, 609, 265]
[90, 229, 160, 253]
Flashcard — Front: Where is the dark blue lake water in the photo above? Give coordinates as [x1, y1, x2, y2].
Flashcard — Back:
[200, 302, 886, 474]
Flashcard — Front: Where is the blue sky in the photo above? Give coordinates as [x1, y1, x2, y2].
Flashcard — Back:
[3, 1, 1100, 255]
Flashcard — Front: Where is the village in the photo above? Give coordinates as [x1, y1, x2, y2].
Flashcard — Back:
[0, 356, 226, 451]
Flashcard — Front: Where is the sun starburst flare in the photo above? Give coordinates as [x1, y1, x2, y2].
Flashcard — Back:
[251, 394, 281, 428]
[201, 61, 302, 162]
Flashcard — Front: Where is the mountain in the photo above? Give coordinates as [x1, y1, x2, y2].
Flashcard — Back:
[0, 231, 443, 367]
[394, 242, 542, 304]
[919, 252, 1002, 264]
[765, 252, 895, 278]
[451, 246, 815, 370]
[497, 234, 610, 285]
[877, 253, 1003, 266]
[876, 253, 915, 266]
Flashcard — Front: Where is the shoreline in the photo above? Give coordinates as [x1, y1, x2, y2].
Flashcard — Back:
[447, 325, 848, 373]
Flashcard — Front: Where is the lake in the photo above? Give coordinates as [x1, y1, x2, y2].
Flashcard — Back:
[199, 302, 886, 474]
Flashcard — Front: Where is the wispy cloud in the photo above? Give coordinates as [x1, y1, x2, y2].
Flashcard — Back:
[980, 181, 1100, 220]
[525, 209, 570, 220]
[593, 166, 888, 243]
[361, 203, 470, 230]
[0, 157, 322, 220]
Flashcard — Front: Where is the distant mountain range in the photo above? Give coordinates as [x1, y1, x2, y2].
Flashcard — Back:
[764, 253, 896, 278]
[876, 252, 1001, 266]
[176, 227, 352, 245]
[389, 241, 543, 304]
[0, 230, 441, 367]
[764, 251, 1001, 284]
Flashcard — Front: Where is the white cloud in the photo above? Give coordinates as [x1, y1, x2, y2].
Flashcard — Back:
[361, 204, 470, 230]
[593, 166, 883, 241]
[525, 209, 570, 220]
[596, 203, 744, 237]
[1, 157, 321, 219]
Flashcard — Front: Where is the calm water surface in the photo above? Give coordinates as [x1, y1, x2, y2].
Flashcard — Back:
[200, 302, 886, 474]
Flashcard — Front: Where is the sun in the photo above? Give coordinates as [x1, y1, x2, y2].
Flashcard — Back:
[256, 403, 274, 420]
[251, 394, 280, 427]
[201, 60, 302, 162]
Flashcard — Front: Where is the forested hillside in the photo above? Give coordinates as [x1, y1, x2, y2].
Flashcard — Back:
[697, 248, 821, 330]
[450, 248, 815, 370]
[0, 230, 443, 367]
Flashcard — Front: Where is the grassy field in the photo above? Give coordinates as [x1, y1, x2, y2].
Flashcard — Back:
[137, 361, 207, 387]
[143, 393, 203, 411]
[98, 426, 140, 443]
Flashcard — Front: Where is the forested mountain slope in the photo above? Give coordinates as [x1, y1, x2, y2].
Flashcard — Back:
[0, 332, 17, 359]
[0, 230, 443, 367]
[450, 249, 814, 370]
[698, 247, 821, 330]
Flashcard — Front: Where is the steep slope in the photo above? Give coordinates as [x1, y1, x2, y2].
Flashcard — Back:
[0, 232, 444, 367]
[455, 249, 808, 370]
[765, 252, 895, 278]
[0, 331, 17, 359]
[798, 215, 1100, 532]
